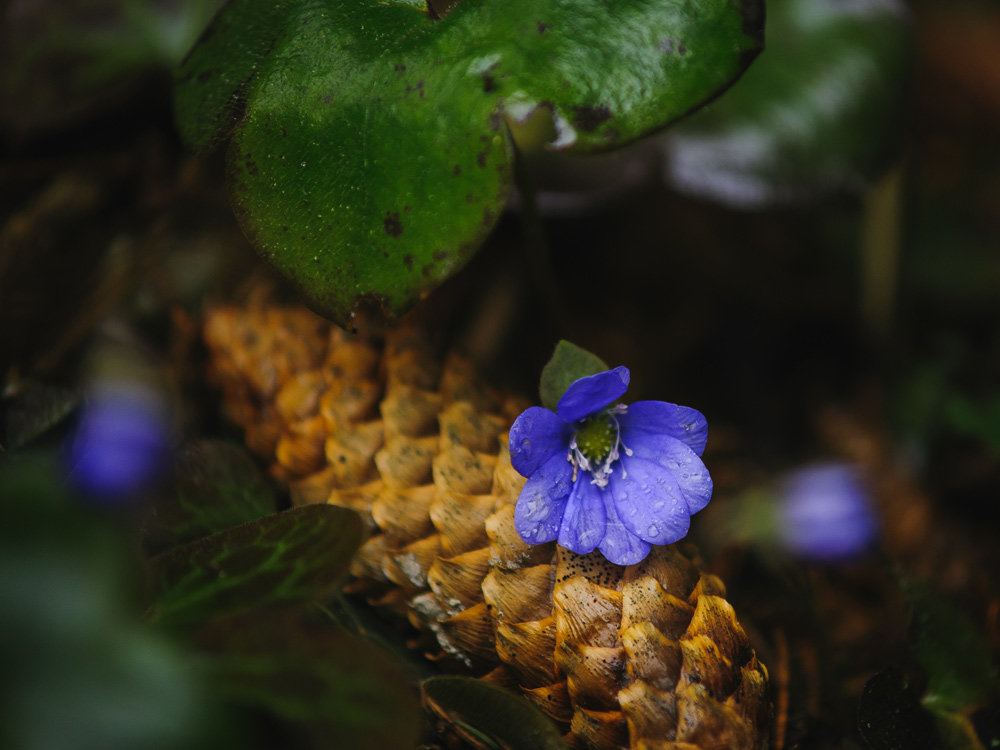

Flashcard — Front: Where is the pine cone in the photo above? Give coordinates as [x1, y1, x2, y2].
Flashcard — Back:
[203, 305, 771, 749]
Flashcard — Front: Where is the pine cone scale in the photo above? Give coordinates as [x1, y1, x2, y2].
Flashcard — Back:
[203, 305, 771, 750]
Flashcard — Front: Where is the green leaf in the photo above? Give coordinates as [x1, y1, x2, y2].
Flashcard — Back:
[143, 440, 278, 553]
[858, 668, 942, 750]
[317, 594, 435, 679]
[199, 611, 421, 750]
[1, 380, 81, 451]
[147, 504, 365, 627]
[945, 394, 1000, 454]
[175, 0, 763, 324]
[538, 339, 608, 411]
[422, 676, 569, 750]
[664, 0, 911, 207]
[0, 455, 229, 749]
[905, 582, 998, 715]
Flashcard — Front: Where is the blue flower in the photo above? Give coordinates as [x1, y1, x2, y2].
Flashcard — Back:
[66, 381, 170, 503]
[509, 366, 712, 565]
[778, 463, 878, 562]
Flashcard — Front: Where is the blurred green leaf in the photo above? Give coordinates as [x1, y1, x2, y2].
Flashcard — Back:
[143, 440, 278, 553]
[174, 0, 763, 324]
[539, 340, 609, 412]
[1, 380, 81, 451]
[422, 676, 569, 750]
[1, 0, 226, 129]
[858, 668, 942, 750]
[905, 582, 998, 715]
[317, 594, 434, 679]
[945, 394, 1000, 454]
[147, 504, 365, 627]
[0, 455, 227, 750]
[931, 711, 987, 750]
[664, 0, 911, 207]
[199, 610, 421, 750]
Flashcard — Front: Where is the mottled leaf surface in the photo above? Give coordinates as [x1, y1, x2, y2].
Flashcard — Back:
[175, 0, 763, 323]
[147, 504, 364, 626]
[143, 440, 278, 553]
[199, 611, 420, 750]
[1, 381, 81, 451]
[422, 676, 568, 749]
[665, 0, 911, 207]
[539, 339, 609, 412]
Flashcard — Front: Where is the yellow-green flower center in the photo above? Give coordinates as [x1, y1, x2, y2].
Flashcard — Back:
[575, 416, 616, 465]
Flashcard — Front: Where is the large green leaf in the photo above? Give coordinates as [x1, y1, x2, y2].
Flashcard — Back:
[199, 611, 421, 750]
[175, 0, 763, 324]
[664, 0, 911, 207]
[147, 504, 365, 626]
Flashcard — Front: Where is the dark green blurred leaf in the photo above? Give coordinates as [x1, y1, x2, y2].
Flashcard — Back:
[1, 380, 81, 451]
[905, 582, 998, 715]
[858, 668, 941, 750]
[422, 676, 568, 750]
[665, 0, 911, 207]
[174, 0, 763, 324]
[143, 440, 278, 553]
[199, 610, 420, 750]
[932, 711, 987, 750]
[539, 340, 609, 412]
[147, 504, 365, 626]
[317, 594, 434, 679]
[945, 394, 1000, 454]
[1, 0, 226, 130]
[0, 455, 227, 750]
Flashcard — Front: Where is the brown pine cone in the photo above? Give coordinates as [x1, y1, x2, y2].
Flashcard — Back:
[203, 304, 770, 749]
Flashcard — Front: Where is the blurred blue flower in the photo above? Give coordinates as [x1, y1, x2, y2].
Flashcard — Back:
[66, 381, 170, 502]
[778, 463, 878, 562]
[509, 367, 712, 565]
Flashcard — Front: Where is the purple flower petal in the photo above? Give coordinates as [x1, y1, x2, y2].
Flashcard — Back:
[609, 456, 690, 545]
[67, 383, 170, 501]
[557, 366, 630, 423]
[557, 478, 607, 554]
[514, 452, 574, 544]
[620, 401, 708, 456]
[625, 432, 713, 514]
[509, 406, 572, 479]
[598, 491, 650, 565]
[779, 463, 878, 562]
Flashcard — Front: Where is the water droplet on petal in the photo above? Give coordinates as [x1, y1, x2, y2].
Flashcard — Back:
[647, 524, 658, 537]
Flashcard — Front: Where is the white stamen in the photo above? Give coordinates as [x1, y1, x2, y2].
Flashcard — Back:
[567, 406, 628, 489]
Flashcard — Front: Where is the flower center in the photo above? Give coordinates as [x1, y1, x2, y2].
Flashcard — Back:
[575, 416, 616, 465]
[568, 405, 631, 488]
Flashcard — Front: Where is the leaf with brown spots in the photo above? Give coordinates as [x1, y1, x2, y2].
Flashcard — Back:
[175, 0, 763, 324]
